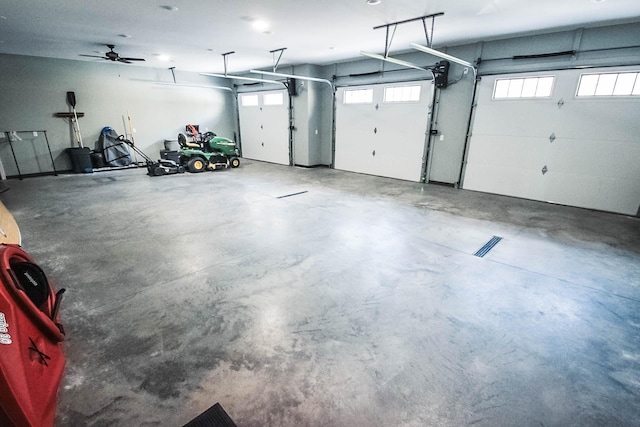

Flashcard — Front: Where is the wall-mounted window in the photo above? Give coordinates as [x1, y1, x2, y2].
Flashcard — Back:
[383, 85, 421, 103]
[241, 94, 259, 107]
[344, 89, 374, 105]
[264, 92, 284, 106]
[576, 72, 640, 97]
[493, 76, 555, 99]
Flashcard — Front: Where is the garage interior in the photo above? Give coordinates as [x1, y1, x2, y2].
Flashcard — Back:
[0, 1, 639, 426]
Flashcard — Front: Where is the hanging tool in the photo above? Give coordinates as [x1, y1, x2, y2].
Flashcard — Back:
[66, 92, 83, 148]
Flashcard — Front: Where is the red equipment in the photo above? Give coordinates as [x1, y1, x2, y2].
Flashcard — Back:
[0, 244, 65, 427]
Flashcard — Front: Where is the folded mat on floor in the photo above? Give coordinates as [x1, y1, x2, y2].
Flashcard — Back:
[183, 403, 237, 427]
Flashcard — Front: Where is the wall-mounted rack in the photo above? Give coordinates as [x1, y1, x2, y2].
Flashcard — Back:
[0, 130, 57, 180]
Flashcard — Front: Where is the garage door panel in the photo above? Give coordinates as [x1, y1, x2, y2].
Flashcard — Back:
[469, 136, 640, 180]
[464, 165, 547, 200]
[472, 101, 561, 137]
[335, 81, 432, 182]
[544, 172, 640, 214]
[239, 107, 263, 160]
[467, 138, 640, 215]
[464, 68, 640, 215]
[477, 102, 640, 143]
[561, 100, 640, 142]
[238, 90, 290, 166]
[549, 139, 640, 179]
[384, 155, 424, 181]
[465, 135, 552, 169]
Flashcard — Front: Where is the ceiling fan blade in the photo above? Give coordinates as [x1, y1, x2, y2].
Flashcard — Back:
[120, 57, 145, 62]
[79, 54, 107, 59]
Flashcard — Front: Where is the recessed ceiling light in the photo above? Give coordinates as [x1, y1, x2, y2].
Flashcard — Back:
[161, 5, 179, 11]
[252, 19, 270, 32]
[153, 53, 171, 61]
[367, 0, 382, 5]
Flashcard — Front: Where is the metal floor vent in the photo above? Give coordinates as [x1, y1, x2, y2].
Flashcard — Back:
[474, 236, 502, 257]
[277, 190, 308, 199]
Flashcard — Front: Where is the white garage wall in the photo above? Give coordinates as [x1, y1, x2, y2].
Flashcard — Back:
[0, 53, 235, 175]
[463, 66, 640, 215]
[426, 69, 475, 185]
[289, 64, 333, 167]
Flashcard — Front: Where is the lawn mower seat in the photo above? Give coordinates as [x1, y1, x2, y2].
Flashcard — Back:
[178, 133, 201, 149]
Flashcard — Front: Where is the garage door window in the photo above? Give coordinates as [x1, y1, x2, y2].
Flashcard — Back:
[576, 72, 640, 97]
[344, 89, 374, 105]
[384, 85, 421, 103]
[493, 76, 555, 99]
[264, 92, 284, 106]
[241, 94, 259, 107]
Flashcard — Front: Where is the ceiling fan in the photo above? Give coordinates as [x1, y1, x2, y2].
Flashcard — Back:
[80, 44, 145, 64]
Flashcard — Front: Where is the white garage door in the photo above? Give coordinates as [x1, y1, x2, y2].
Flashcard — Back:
[334, 81, 433, 182]
[463, 67, 640, 215]
[238, 90, 290, 166]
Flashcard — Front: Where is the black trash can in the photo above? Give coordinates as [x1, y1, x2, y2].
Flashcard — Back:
[67, 147, 93, 173]
[91, 151, 106, 168]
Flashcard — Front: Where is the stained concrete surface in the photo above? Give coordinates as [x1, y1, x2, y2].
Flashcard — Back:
[2, 160, 639, 426]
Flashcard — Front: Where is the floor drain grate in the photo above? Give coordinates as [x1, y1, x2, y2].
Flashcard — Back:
[277, 191, 308, 199]
[474, 236, 502, 257]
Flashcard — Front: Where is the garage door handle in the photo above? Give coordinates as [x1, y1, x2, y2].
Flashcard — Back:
[372, 150, 376, 157]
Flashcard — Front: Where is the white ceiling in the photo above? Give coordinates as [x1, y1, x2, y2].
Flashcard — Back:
[1, 0, 639, 74]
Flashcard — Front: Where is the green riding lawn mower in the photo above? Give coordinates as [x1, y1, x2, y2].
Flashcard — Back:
[178, 125, 240, 173]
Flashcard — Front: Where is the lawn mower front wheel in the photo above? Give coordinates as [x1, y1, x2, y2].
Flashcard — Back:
[230, 157, 240, 168]
[187, 157, 206, 173]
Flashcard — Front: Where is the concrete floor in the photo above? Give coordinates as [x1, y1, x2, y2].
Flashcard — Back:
[2, 160, 639, 426]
